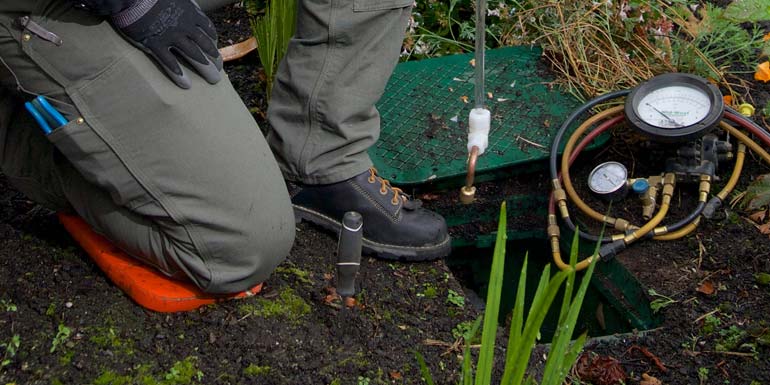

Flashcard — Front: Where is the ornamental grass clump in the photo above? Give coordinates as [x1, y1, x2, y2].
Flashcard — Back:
[417, 202, 597, 384]
[508, 0, 769, 101]
[246, 0, 296, 97]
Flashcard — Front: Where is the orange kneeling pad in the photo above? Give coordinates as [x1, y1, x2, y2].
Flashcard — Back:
[57, 212, 262, 312]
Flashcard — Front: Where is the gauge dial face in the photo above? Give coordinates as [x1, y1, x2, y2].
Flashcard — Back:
[588, 162, 627, 194]
[635, 85, 712, 129]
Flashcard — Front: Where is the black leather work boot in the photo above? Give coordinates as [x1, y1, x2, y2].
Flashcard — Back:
[291, 168, 451, 261]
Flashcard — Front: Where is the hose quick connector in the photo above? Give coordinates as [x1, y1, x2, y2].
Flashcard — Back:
[599, 240, 626, 261]
[336, 211, 363, 298]
[703, 197, 722, 219]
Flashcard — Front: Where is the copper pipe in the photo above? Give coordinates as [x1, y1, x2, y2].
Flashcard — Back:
[466, 146, 479, 188]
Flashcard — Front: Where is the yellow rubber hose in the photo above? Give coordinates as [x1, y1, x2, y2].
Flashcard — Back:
[717, 143, 746, 201]
[560, 106, 628, 229]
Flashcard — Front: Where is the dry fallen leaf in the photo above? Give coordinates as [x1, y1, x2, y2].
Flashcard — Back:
[697, 280, 715, 295]
[756, 61, 770, 82]
[757, 222, 770, 235]
[389, 371, 403, 380]
[487, 91, 493, 99]
[723, 95, 733, 106]
[460, 95, 469, 104]
[576, 353, 626, 385]
[640, 373, 662, 385]
[765, 32, 770, 42]
[470, 58, 476, 67]
[749, 210, 767, 223]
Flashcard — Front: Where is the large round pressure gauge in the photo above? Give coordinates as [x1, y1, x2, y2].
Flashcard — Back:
[625, 73, 723, 143]
[588, 161, 628, 201]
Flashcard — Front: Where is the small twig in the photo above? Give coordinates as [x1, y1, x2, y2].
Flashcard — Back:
[694, 308, 720, 324]
[686, 349, 756, 358]
[515, 135, 546, 149]
[423, 338, 480, 356]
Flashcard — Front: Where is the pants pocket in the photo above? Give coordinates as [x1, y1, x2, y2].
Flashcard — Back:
[47, 118, 152, 210]
[353, 0, 413, 12]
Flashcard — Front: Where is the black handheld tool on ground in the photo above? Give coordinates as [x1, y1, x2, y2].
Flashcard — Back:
[336, 211, 363, 298]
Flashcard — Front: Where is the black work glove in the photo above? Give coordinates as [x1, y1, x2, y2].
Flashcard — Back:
[111, 0, 223, 89]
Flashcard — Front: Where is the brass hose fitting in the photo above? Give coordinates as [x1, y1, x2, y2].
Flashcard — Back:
[698, 174, 712, 202]
[552, 179, 569, 219]
[460, 146, 480, 204]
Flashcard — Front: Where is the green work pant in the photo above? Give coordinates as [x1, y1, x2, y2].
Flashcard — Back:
[0, 0, 295, 294]
[0, 0, 412, 293]
[267, 0, 413, 184]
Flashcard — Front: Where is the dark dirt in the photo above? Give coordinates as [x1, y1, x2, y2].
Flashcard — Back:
[2, 3, 770, 385]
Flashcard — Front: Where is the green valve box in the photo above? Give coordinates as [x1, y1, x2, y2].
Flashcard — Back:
[372, 46, 601, 186]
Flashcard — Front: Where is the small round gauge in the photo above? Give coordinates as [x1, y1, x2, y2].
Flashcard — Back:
[625, 73, 723, 143]
[588, 161, 628, 201]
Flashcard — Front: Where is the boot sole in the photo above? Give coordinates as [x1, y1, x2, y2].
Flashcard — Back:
[293, 205, 451, 262]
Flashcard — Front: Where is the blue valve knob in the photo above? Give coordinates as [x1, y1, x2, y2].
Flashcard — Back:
[631, 179, 650, 194]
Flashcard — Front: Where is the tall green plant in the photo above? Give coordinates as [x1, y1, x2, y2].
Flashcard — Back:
[247, 0, 296, 97]
[417, 202, 596, 384]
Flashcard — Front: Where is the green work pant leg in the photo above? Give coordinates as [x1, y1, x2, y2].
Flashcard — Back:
[0, 1, 295, 294]
[266, 0, 413, 185]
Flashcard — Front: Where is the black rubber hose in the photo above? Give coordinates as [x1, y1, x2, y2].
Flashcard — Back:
[725, 106, 770, 144]
[549, 89, 631, 179]
[563, 215, 607, 243]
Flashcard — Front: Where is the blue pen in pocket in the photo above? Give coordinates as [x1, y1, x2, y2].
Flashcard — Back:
[24, 95, 68, 135]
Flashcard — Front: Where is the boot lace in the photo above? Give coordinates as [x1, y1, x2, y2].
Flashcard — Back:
[367, 168, 406, 206]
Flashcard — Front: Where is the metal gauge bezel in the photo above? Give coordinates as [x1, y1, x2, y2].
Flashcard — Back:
[588, 161, 628, 200]
[625, 73, 723, 143]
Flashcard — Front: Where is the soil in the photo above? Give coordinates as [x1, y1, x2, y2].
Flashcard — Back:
[2, 3, 770, 385]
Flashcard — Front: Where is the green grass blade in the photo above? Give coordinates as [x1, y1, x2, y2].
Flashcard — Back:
[562, 332, 588, 372]
[500, 254, 528, 384]
[541, 231, 581, 384]
[414, 350, 436, 385]
[557, 229, 580, 325]
[474, 202, 507, 385]
[542, 249, 598, 385]
[462, 317, 482, 385]
[275, 0, 296, 63]
[508, 269, 570, 385]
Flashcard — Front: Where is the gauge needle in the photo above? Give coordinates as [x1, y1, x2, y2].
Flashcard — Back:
[645, 103, 683, 127]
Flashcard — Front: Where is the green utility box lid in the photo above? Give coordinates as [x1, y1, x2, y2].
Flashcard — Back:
[372, 46, 590, 186]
